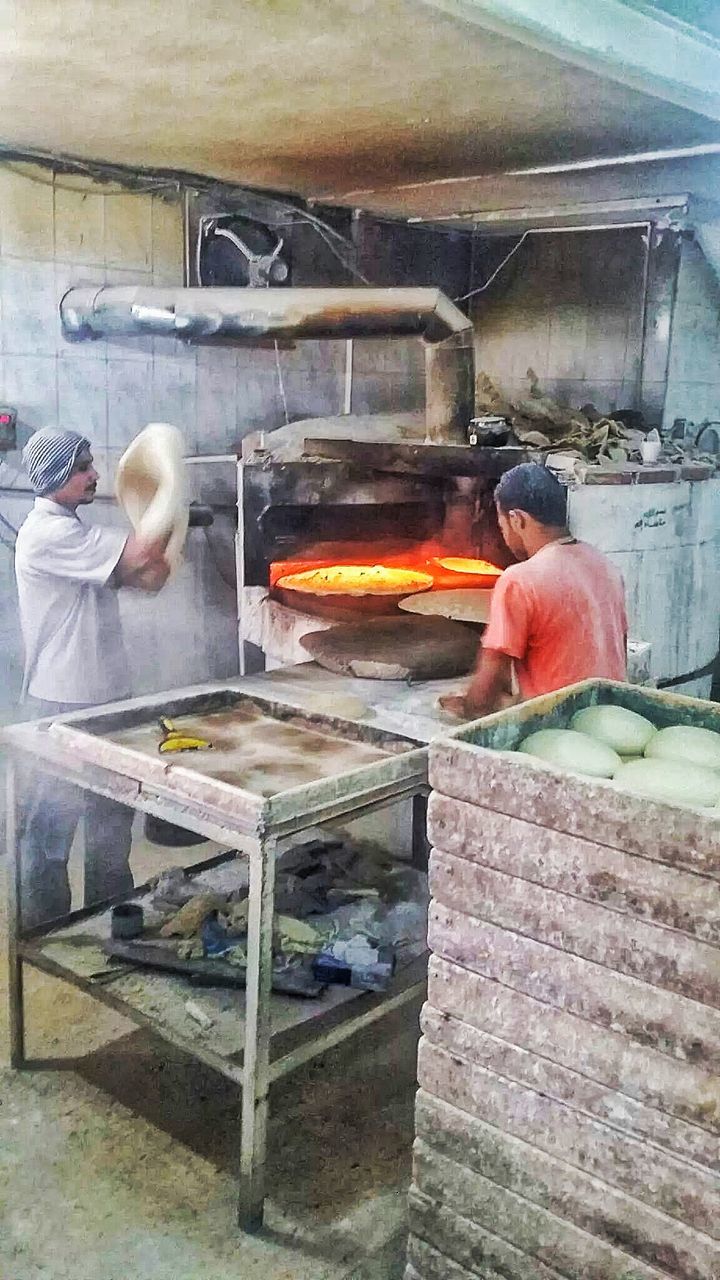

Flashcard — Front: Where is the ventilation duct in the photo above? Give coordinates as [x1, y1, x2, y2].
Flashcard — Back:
[60, 286, 475, 444]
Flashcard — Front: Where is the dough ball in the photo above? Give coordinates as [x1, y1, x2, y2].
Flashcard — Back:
[571, 704, 655, 756]
[302, 693, 369, 720]
[517, 728, 620, 778]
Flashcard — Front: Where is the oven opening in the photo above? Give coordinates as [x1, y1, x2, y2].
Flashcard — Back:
[264, 481, 509, 621]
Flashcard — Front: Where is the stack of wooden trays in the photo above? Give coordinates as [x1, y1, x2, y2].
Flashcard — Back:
[407, 680, 720, 1280]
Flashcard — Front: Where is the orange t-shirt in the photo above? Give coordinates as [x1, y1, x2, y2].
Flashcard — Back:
[482, 540, 627, 700]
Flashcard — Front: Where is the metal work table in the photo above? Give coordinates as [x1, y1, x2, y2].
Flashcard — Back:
[4, 663, 457, 1230]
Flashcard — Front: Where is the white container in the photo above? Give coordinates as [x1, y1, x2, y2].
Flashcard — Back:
[641, 438, 661, 464]
[569, 479, 720, 696]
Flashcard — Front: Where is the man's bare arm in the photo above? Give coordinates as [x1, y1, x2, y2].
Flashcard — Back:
[114, 534, 171, 592]
[439, 648, 513, 719]
[465, 648, 513, 713]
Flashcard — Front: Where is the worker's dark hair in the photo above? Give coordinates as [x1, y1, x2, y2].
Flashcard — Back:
[494, 463, 567, 527]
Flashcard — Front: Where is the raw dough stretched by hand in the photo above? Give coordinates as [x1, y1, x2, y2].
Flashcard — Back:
[116, 423, 188, 570]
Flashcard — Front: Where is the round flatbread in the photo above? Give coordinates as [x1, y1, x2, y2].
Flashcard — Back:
[116, 423, 188, 571]
[435, 556, 502, 579]
[399, 588, 494, 624]
[277, 565, 433, 597]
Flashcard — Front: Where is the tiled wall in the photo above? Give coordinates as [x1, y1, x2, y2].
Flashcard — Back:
[663, 236, 720, 429]
[0, 162, 433, 502]
[0, 163, 359, 495]
[0, 164, 180, 494]
[471, 227, 647, 415]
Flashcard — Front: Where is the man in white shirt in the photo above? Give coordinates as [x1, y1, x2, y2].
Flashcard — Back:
[15, 427, 170, 926]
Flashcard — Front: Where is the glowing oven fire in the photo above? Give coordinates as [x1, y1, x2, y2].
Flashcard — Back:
[270, 552, 502, 620]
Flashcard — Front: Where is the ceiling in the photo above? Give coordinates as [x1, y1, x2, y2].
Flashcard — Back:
[1, 0, 720, 214]
[645, 0, 720, 38]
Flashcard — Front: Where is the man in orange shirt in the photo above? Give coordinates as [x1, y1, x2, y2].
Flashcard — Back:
[441, 463, 627, 720]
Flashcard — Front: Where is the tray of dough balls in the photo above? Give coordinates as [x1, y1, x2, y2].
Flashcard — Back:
[453, 678, 720, 814]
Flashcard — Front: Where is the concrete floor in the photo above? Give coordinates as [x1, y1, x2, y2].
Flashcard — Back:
[0, 836, 418, 1280]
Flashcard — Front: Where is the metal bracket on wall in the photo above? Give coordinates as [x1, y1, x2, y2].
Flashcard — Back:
[657, 655, 720, 690]
[638, 225, 683, 428]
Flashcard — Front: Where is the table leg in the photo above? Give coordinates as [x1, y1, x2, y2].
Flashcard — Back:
[411, 792, 429, 871]
[238, 835, 276, 1231]
[6, 759, 26, 1068]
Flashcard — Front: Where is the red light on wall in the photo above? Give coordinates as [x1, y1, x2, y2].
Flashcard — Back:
[0, 406, 17, 451]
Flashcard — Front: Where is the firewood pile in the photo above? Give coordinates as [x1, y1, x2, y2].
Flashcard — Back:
[475, 369, 718, 468]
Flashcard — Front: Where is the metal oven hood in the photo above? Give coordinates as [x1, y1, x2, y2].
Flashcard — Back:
[60, 285, 475, 444]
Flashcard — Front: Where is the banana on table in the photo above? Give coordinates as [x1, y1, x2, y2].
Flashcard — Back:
[158, 717, 213, 754]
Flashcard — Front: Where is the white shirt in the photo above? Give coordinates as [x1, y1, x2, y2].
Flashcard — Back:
[15, 497, 130, 705]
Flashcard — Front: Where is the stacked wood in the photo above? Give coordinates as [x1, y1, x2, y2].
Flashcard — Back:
[407, 736, 720, 1280]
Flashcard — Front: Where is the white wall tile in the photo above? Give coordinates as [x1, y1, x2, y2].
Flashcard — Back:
[150, 196, 184, 282]
[152, 335, 192, 361]
[1, 259, 58, 355]
[105, 332, 157, 362]
[350, 370, 424, 415]
[0, 164, 55, 260]
[3, 354, 58, 441]
[296, 339, 347, 375]
[235, 367, 286, 436]
[152, 358, 198, 446]
[0, 449, 27, 491]
[664, 239, 720, 427]
[197, 341, 239, 368]
[106, 358, 153, 448]
[234, 344, 277, 374]
[197, 356, 241, 452]
[280, 371, 344, 422]
[353, 337, 423, 376]
[54, 180, 105, 266]
[57, 359, 108, 446]
[104, 192, 153, 271]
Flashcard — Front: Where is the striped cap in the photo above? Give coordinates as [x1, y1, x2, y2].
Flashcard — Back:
[22, 428, 91, 496]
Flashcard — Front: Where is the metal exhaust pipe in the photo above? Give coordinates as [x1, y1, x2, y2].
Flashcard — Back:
[60, 285, 474, 443]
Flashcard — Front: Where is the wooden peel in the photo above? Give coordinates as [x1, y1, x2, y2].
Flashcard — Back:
[300, 615, 478, 681]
